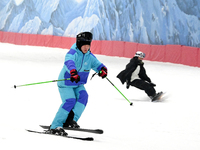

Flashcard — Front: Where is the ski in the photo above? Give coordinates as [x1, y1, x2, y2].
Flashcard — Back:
[40, 125, 103, 134]
[26, 129, 94, 141]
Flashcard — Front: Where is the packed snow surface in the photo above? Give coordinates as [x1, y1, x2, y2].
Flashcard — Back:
[0, 43, 200, 150]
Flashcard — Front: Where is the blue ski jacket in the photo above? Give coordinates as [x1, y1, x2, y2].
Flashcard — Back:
[58, 43, 106, 87]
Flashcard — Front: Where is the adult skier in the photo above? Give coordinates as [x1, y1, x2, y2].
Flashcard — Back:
[47, 31, 108, 135]
[117, 51, 162, 101]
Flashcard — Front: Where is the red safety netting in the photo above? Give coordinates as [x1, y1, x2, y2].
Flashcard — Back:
[91, 40, 101, 54]
[112, 41, 124, 57]
[0, 31, 199, 67]
[150, 45, 165, 62]
[181, 46, 199, 67]
[101, 40, 113, 56]
[124, 42, 138, 58]
[165, 45, 182, 64]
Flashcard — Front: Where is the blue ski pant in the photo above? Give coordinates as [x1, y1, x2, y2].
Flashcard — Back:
[50, 85, 88, 129]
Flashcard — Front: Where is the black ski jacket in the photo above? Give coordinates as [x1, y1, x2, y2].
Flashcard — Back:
[117, 57, 151, 84]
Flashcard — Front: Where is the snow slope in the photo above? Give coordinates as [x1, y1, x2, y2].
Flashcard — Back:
[0, 43, 200, 150]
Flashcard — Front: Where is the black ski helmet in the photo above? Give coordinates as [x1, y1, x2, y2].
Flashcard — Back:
[76, 32, 93, 50]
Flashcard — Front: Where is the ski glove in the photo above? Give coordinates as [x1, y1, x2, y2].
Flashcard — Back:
[98, 67, 107, 79]
[70, 69, 80, 83]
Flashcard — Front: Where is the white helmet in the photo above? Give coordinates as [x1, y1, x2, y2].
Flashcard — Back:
[135, 51, 146, 58]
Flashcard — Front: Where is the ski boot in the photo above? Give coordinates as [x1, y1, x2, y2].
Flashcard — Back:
[63, 110, 80, 128]
[64, 120, 80, 128]
[68, 120, 80, 128]
[45, 127, 68, 136]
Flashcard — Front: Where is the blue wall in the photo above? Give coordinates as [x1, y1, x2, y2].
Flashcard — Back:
[0, 0, 200, 47]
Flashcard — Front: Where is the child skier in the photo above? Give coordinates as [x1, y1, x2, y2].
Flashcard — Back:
[47, 31, 107, 135]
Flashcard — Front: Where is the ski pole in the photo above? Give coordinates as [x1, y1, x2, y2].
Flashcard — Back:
[91, 72, 132, 106]
[105, 77, 133, 106]
[13, 78, 70, 88]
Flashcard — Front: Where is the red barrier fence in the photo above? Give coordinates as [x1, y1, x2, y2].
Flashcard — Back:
[0, 31, 199, 67]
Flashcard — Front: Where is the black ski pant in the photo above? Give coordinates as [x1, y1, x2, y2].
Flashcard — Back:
[130, 79, 156, 97]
